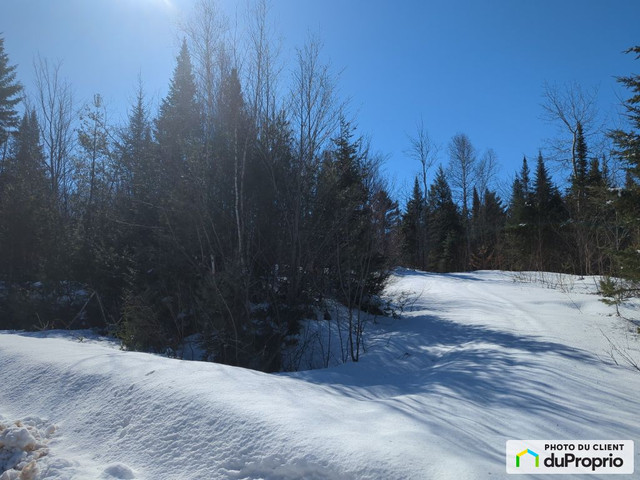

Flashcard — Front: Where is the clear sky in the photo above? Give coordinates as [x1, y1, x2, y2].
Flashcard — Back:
[2, 0, 639, 201]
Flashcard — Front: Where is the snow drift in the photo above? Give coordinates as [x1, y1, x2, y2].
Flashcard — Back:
[1, 270, 639, 479]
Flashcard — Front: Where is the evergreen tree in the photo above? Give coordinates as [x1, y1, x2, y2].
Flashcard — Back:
[584, 156, 616, 274]
[0, 35, 21, 156]
[505, 157, 535, 269]
[532, 152, 566, 271]
[519, 155, 531, 199]
[470, 188, 505, 269]
[426, 166, 462, 272]
[0, 111, 50, 281]
[117, 81, 154, 201]
[509, 157, 534, 223]
[586, 156, 605, 189]
[328, 119, 391, 360]
[114, 81, 156, 267]
[121, 39, 203, 358]
[610, 47, 640, 185]
[155, 38, 201, 210]
[569, 121, 589, 212]
[608, 46, 640, 284]
[401, 177, 426, 268]
[371, 188, 401, 268]
[566, 127, 611, 275]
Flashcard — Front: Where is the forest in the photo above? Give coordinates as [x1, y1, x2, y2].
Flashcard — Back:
[0, 2, 639, 372]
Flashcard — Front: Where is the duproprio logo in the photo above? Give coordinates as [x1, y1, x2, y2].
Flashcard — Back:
[506, 440, 634, 474]
[516, 448, 539, 468]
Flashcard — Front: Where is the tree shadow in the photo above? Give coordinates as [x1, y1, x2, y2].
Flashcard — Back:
[287, 304, 640, 474]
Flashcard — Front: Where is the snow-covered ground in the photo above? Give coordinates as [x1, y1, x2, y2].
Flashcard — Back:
[1, 270, 639, 479]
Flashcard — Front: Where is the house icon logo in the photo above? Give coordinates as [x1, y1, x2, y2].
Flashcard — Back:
[516, 448, 539, 468]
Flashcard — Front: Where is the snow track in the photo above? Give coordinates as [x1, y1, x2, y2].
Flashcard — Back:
[1, 270, 640, 479]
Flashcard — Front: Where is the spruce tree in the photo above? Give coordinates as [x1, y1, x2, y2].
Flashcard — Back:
[427, 166, 462, 272]
[114, 82, 156, 269]
[519, 155, 531, 197]
[505, 157, 535, 269]
[608, 46, 640, 284]
[0, 111, 50, 282]
[611, 47, 640, 184]
[533, 152, 565, 271]
[471, 188, 505, 269]
[118, 81, 154, 201]
[401, 177, 425, 268]
[155, 38, 200, 192]
[570, 121, 588, 212]
[121, 39, 202, 357]
[0, 35, 21, 155]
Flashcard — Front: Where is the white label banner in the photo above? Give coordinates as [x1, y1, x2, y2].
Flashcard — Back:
[506, 440, 634, 474]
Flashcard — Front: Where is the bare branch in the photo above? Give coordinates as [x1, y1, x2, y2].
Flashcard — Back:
[447, 132, 476, 214]
[406, 117, 438, 198]
[246, 0, 283, 133]
[33, 55, 76, 214]
[476, 147, 499, 197]
[541, 81, 604, 178]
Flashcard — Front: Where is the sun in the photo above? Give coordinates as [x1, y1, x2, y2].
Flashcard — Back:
[126, 0, 176, 11]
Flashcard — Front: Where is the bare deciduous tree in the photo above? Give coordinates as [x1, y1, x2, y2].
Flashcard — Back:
[286, 35, 341, 301]
[246, 0, 281, 133]
[406, 117, 438, 200]
[33, 55, 75, 214]
[448, 133, 477, 263]
[447, 132, 476, 216]
[182, 0, 230, 135]
[476, 147, 499, 199]
[290, 36, 340, 169]
[541, 81, 605, 179]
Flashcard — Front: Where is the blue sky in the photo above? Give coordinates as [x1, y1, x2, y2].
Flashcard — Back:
[2, 0, 639, 201]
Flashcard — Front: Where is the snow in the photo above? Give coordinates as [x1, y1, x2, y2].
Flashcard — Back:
[1, 269, 640, 479]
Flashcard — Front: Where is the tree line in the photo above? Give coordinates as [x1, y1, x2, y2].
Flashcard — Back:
[400, 53, 640, 289]
[0, 2, 639, 370]
[400, 131, 613, 275]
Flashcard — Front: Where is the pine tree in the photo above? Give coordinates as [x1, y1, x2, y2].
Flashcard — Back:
[401, 177, 425, 268]
[532, 152, 566, 271]
[508, 157, 534, 223]
[0, 35, 22, 156]
[114, 81, 156, 266]
[117, 81, 154, 201]
[609, 46, 640, 284]
[121, 39, 202, 358]
[154, 37, 202, 249]
[155, 38, 200, 194]
[470, 188, 505, 269]
[505, 157, 535, 269]
[569, 121, 588, 212]
[427, 166, 462, 272]
[519, 155, 531, 199]
[469, 187, 481, 264]
[0, 111, 50, 281]
[566, 126, 610, 275]
[611, 47, 640, 185]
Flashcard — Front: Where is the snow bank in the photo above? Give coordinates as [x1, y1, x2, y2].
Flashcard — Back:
[1, 270, 640, 479]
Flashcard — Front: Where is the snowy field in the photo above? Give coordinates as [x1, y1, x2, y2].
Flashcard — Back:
[1, 270, 640, 479]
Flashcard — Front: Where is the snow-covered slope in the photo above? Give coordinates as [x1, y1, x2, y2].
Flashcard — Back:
[1, 270, 639, 479]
